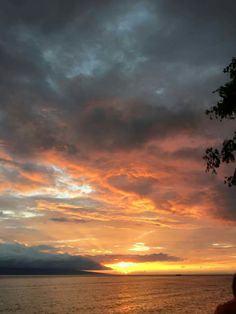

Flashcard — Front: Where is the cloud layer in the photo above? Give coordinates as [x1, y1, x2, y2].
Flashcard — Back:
[0, 242, 106, 273]
[0, 0, 236, 272]
[90, 253, 181, 264]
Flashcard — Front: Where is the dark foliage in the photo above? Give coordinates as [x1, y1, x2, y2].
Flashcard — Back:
[204, 58, 236, 186]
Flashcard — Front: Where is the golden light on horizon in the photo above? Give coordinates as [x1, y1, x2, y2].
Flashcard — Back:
[109, 261, 136, 274]
[104, 260, 236, 275]
[105, 261, 183, 274]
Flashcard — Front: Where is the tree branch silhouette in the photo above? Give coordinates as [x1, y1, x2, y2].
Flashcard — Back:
[203, 58, 236, 186]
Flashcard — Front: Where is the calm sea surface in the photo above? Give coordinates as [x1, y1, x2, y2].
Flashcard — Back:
[0, 275, 232, 314]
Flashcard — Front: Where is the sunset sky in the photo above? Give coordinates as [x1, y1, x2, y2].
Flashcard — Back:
[0, 0, 235, 274]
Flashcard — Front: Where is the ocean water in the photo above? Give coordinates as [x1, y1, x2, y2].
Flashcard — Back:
[0, 275, 232, 314]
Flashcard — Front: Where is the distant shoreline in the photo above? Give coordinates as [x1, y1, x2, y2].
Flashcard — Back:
[0, 273, 233, 277]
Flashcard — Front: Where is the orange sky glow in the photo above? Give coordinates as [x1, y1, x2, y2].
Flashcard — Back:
[1, 147, 235, 274]
[0, 0, 235, 275]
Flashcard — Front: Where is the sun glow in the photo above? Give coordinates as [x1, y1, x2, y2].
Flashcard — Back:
[106, 261, 175, 274]
[104, 260, 236, 275]
[108, 261, 136, 274]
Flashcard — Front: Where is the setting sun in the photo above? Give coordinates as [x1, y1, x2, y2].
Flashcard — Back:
[108, 262, 136, 274]
[104, 260, 236, 275]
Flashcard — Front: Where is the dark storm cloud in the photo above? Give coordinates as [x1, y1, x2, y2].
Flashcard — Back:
[0, 0, 235, 228]
[0, 0, 235, 157]
[108, 175, 158, 196]
[0, 242, 106, 273]
[0, 159, 59, 204]
[146, 0, 236, 64]
[0, 0, 106, 32]
[171, 147, 204, 162]
[90, 253, 182, 264]
[0, 158, 40, 177]
[209, 184, 236, 222]
[72, 102, 202, 151]
[50, 217, 88, 223]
